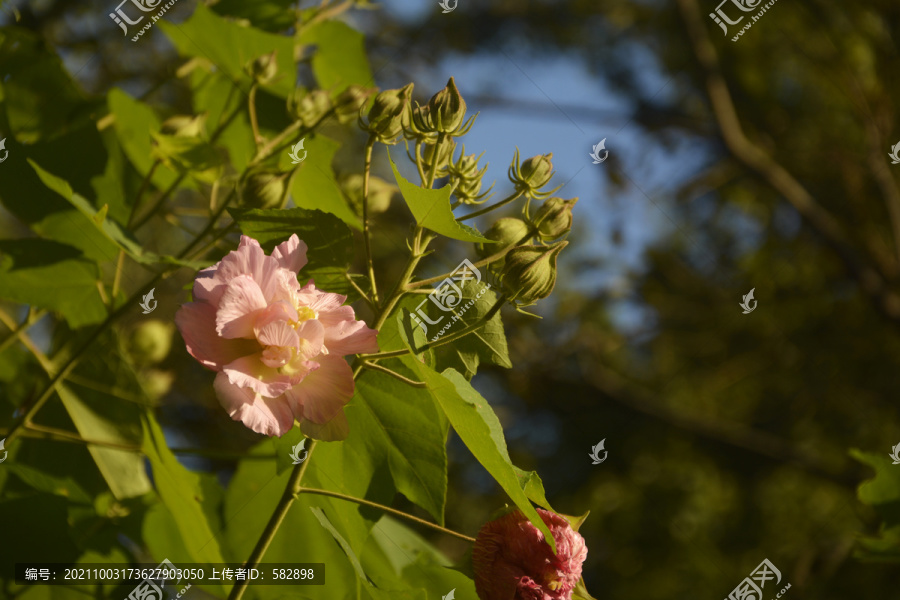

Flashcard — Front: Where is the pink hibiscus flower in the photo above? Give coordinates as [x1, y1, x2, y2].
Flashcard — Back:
[175, 235, 378, 440]
[473, 508, 588, 600]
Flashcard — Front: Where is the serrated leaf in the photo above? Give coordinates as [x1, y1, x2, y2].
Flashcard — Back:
[228, 205, 354, 276]
[388, 151, 491, 243]
[430, 279, 512, 379]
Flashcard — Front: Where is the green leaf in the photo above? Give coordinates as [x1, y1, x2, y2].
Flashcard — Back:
[387, 151, 491, 243]
[108, 88, 181, 191]
[191, 70, 255, 172]
[141, 412, 227, 566]
[851, 449, 900, 560]
[309, 506, 370, 583]
[0, 239, 108, 328]
[160, 4, 296, 98]
[396, 332, 556, 552]
[28, 160, 167, 266]
[287, 135, 363, 230]
[297, 21, 374, 93]
[56, 385, 151, 499]
[223, 442, 370, 600]
[512, 466, 554, 511]
[150, 132, 225, 184]
[6, 463, 93, 505]
[228, 205, 354, 273]
[349, 368, 449, 525]
[430, 279, 512, 379]
[212, 0, 297, 32]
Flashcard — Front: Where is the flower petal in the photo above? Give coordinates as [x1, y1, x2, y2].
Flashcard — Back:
[284, 355, 354, 424]
[175, 302, 258, 370]
[295, 319, 325, 360]
[216, 275, 268, 339]
[223, 354, 294, 397]
[271, 234, 308, 273]
[300, 409, 349, 442]
[257, 319, 299, 348]
[214, 372, 295, 437]
[196, 236, 284, 305]
[323, 319, 379, 355]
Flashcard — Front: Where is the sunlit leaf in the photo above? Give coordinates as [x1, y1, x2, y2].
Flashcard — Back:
[388, 151, 491, 243]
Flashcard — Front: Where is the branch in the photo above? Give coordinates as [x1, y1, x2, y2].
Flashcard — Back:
[675, 0, 900, 322]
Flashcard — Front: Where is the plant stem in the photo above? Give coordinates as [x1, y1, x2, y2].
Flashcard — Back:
[407, 224, 539, 289]
[361, 294, 507, 361]
[248, 83, 263, 146]
[297, 487, 476, 543]
[362, 136, 380, 305]
[361, 361, 426, 388]
[457, 189, 524, 222]
[227, 440, 317, 600]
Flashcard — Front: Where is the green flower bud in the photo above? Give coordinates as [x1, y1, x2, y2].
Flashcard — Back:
[362, 83, 414, 144]
[501, 241, 567, 306]
[412, 76, 473, 135]
[247, 51, 278, 84]
[288, 88, 332, 127]
[341, 173, 396, 215]
[129, 320, 174, 365]
[508, 150, 560, 199]
[448, 146, 492, 204]
[160, 113, 207, 138]
[334, 85, 373, 124]
[531, 196, 578, 240]
[476, 217, 532, 262]
[240, 170, 288, 209]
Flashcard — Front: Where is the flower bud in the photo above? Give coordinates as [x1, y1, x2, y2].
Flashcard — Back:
[340, 173, 396, 215]
[240, 170, 288, 209]
[508, 149, 561, 200]
[476, 217, 532, 262]
[448, 146, 492, 204]
[247, 51, 278, 84]
[288, 88, 332, 127]
[412, 76, 471, 135]
[362, 83, 414, 144]
[333, 85, 373, 124]
[128, 320, 174, 365]
[501, 241, 567, 306]
[160, 113, 207, 138]
[531, 196, 577, 240]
